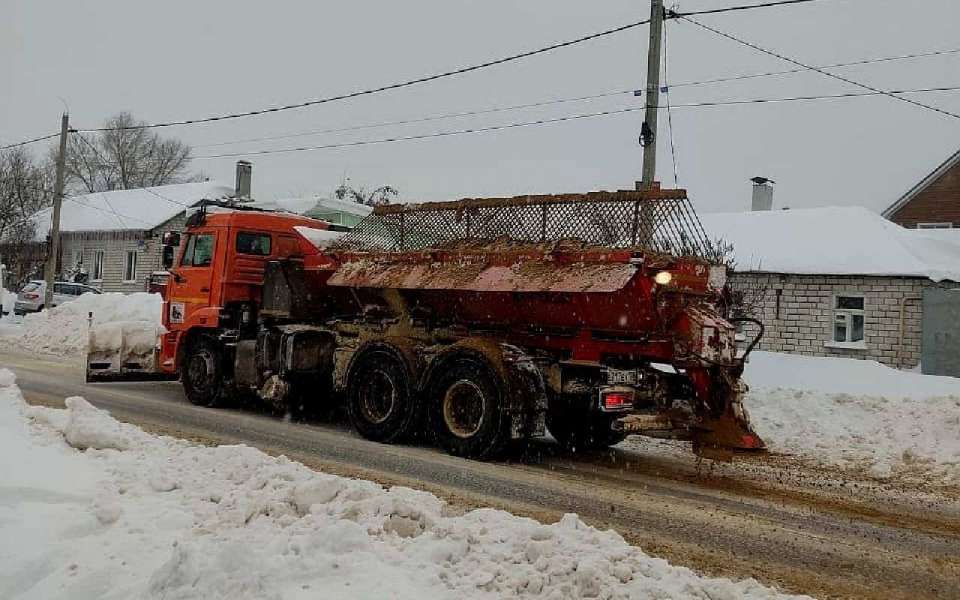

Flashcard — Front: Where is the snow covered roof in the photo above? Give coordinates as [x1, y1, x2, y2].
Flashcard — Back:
[29, 182, 234, 239]
[307, 196, 375, 218]
[699, 206, 960, 282]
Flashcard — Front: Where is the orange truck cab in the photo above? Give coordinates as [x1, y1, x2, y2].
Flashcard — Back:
[157, 208, 328, 374]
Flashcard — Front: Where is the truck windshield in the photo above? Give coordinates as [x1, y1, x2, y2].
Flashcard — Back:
[181, 233, 216, 267]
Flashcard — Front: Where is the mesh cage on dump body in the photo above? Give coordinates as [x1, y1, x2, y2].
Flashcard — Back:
[333, 189, 712, 259]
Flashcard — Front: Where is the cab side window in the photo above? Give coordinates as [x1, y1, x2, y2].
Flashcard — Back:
[181, 233, 216, 266]
[236, 232, 271, 256]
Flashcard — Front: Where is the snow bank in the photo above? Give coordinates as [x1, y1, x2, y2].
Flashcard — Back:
[743, 352, 960, 482]
[0, 292, 162, 359]
[0, 370, 806, 600]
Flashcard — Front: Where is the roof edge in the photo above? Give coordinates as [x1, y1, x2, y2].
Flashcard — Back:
[882, 147, 960, 218]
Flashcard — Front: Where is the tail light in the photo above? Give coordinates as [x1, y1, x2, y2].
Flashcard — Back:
[599, 387, 634, 412]
[23, 293, 39, 300]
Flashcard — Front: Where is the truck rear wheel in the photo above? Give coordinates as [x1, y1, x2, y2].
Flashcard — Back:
[346, 349, 418, 443]
[548, 404, 626, 453]
[428, 357, 509, 460]
[182, 336, 227, 408]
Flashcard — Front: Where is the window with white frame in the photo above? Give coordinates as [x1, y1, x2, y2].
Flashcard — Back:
[833, 295, 865, 344]
[93, 250, 105, 281]
[123, 251, 138, 282]
[72, 249, 83, 266]
[917, 222, 953, 229]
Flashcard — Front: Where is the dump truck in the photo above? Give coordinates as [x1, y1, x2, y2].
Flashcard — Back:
[86, 188, 765, 459]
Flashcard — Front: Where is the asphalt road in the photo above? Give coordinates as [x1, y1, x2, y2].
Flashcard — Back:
[2, 349, 959, 600]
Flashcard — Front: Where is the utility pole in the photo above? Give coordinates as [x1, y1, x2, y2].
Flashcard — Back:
[44, 113, 69, 308]
[639, 0, 665, 190]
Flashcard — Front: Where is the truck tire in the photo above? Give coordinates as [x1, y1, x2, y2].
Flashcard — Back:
[548, 406, 627, 453]
[182, 336, 227, 408]
[346, 349, 418, 443]
[428, 356, 510, 460]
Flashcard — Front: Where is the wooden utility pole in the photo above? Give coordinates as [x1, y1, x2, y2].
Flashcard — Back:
[43, 113, 69, 308]
[639, 0, 665, 189]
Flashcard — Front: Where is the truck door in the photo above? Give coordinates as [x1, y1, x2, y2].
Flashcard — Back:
[167, 230, 218, 326]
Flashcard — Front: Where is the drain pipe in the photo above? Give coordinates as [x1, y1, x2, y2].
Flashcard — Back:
[897, 296, 922, 368]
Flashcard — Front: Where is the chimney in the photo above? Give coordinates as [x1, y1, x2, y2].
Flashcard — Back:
[235, 160, 252, 201]
[750, 176, 774, 211]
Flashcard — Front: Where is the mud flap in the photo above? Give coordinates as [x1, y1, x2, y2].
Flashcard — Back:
[85, 321, 175, 382]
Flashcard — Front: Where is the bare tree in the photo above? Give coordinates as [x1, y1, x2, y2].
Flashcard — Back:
[335, 183, 398, 207]
[57, 112, 195, 193]
[0, 147, 53, 288]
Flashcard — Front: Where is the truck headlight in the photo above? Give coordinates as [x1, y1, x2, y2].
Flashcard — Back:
[654, 271, 673, 285]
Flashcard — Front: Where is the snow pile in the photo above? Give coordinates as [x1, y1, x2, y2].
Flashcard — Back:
[0, 292, 162, 359]
[0, 371, 806, 600]
[743, 352, 960, 482]
[699, 206, 960, 281]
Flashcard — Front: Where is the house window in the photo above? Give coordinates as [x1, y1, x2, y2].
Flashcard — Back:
[917, 222, 953, 229]
[123, 251, 138, 282]
[93, 250, 105, 281]
[833, 295, 865, 344]
[73, 249, 83, 266]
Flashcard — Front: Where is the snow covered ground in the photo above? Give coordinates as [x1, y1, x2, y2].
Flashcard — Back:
[0, 292, 161, 360]
[0, 370, 805, 600]
[741, 352, 960, 484]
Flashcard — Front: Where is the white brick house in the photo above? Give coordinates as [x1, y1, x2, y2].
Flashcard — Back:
[29, 182, 233, 292]
[700, 206, 960, 371]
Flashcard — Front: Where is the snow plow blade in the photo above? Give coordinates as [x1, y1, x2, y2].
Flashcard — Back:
[691, 401, 766, 461]
[85, 322, 176, 382]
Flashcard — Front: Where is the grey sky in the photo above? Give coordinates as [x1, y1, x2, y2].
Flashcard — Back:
[2, 0, 959, 214]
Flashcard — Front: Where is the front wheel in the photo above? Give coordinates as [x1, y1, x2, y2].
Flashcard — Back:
[428, 357, 510, 460]
[182, 336, 227, 407]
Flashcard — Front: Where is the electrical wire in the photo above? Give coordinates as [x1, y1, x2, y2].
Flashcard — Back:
[678, 15, 960, 121]
[194, 89, 636, 149]
[0, 132, 61, 151]
[669, 0, 826, 18]
[76, 19, 651, 133]
[669, 47, 960, 90]
[73, 133, 136, 227]
[193, 85, 960, 160]
[663, 14, 680, 186]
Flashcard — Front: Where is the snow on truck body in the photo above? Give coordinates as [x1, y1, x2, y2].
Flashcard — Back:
[88, 189, 766, 460]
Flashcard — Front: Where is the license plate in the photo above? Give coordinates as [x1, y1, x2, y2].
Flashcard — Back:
[606, 368, 638, 385]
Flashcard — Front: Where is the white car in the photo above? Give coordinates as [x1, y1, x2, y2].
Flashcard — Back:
[14, 280, 101, 315]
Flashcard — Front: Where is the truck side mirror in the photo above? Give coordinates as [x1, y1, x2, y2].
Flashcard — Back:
[162, 245, 176, 269]
[162, 231, 181, 246]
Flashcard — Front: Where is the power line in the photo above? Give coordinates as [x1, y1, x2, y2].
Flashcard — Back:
[670, 47, 960, 90]
[0, 132, 60, 151]
[194, 89, 635, 149]
[669, 0, 825, 18]
[194, 85, 960, 160]
[663, 14, 679, 185]
[77, 19, 651, 133]
[678, 15, 960, 121]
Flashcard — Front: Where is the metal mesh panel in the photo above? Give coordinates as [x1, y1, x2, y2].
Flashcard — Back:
[334, 190, 711, 258]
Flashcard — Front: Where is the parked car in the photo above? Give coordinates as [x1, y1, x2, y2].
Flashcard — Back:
[14, 280, 101, 315]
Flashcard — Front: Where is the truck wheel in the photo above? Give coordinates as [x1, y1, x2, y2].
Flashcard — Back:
[548, 406, 626, 453]
[182, 336, 226, 408]
[347, 349, 418, 443]
[428, 357, 509, 460]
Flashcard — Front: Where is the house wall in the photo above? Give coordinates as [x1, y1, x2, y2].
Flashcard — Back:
[57, 212, 189, 293]
[888, 159, 960, 228]
[731, 273, 930, 368]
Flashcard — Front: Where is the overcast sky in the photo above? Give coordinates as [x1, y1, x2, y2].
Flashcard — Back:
[2, 0, 959, 215]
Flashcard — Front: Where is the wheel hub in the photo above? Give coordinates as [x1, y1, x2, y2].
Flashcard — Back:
[360, 369, 397, 424]
[443, 380, 486, 439]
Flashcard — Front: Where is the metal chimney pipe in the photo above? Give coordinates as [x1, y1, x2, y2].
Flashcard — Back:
[750, 177, 774, 211]
[235, 160, 252, 201]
